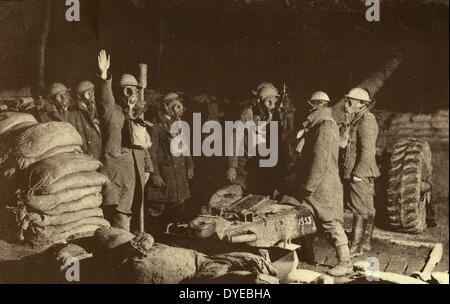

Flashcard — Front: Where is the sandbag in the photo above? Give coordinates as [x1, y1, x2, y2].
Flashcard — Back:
[94, 227, 136, 251]
[373, 110, 393, 122]
[436, 128, 449, 138]
[388, 121, 431, 130]
[199, 271, 279, 284]
[411, 114, 432, 122]
[17, 145, 82, 170]
[431, 121, 449, 130]
[28, 223, 110, 247]
[27, 153, 103, 189]
[13, 122, 82, 159]
[0, 122, 38, 144]
[0, 112, 38, 135]
[27, 186, 102, 212]
[121, 244, 199, 284]
[28, 217, 110, 244]
[389, 113, 412, 125]
[37, 171, 109, 195]
[44, 193, 103, 215]
[28, 208, 104, 227]
[396, 128, 435, 137]
[48, 243, 90, 272]
[436, 109, 449, 117]
[1, 123, 36, 165]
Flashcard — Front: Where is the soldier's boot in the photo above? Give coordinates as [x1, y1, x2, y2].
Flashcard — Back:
[299, 234, 316, 265]
[362, 214, 375, 252]
[110, 212, 131, 232]
[426, 202, 438, 228]
[349, 214, 365, 258]
[327, 245, 353, 277]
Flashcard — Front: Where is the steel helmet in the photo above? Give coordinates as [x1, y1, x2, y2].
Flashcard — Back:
[47, 82, 70, 98]
[257, 83, 279, 100]
[345, 87, 371, 103]
[253, 82, 275, 95]
[76, 80, 95, 96]
[163, 92, 181, 105]
[309, 91, 331, 103]
[119, 74, 139, 87]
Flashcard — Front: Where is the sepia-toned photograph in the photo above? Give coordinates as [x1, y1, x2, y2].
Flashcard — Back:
[0, 0, 448, 287]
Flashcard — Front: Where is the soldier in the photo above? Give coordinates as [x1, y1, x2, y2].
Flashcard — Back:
[42, 82, 102, 159]
[96, 50, 153, 232]
[226, 83, 282, 196]
[146, 92, 194, 233]
[28, 85, 52, 121]
[42, 82, 72, 123]
[340, 88, 380, 257]
[291, 91, 352, 277]
[72, 80, 102, 159]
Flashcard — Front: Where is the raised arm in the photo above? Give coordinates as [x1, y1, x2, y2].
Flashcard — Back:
[98, 50, 110, 80]
[95, 50, 116, 120]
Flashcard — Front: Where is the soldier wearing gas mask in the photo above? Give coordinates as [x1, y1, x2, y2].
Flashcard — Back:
[96, 50, 153, 232]
[71, 80, 103, 160]
[146, 92, 194, 234]
[226, 83, 282, 196]
[76, 81, 98, 120]
[340, 88, 380, 257]
[290, 91, 352, 277]
[44, 82, 73, 122]
[42, 82, 102, 160]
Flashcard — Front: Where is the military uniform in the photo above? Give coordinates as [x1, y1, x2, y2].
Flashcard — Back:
[146, 111, 194, 231]
[341, 109, 380, 218]
[291, 107, 348, 248]
[95, 73, 153, 230]
[227, 105, 282, 196]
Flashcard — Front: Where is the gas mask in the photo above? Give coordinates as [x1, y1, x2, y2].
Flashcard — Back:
[79, 89, 97, 117]
[164, 99, 185, 120]
[54, 92, 72, 112]
[122, 86, 147, 120]
[344, 98, 366, 114]
[307, 100, 327, 113]
[257, 95, 278, 121]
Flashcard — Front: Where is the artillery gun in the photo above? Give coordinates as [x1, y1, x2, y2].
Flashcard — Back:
[160, 183, 316, 262]
[161, 55, 431, 266]
[187, 186, 316, 248]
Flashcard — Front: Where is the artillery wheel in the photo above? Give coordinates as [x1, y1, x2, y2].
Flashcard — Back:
[385, 138, 432, 234]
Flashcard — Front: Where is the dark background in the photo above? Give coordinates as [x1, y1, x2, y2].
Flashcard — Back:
[0, 0, 448, 112]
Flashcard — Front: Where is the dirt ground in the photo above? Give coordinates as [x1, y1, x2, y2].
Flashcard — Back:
[0, 199, 448, 283]
[299, 201, 449, 278]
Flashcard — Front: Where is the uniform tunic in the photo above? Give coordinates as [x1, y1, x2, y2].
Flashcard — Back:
[292, 107, 348, 247]
[341, 109, 380, 217]
[146, 111, 194, 204]
[227, 105, 283, 195]
[95, 73, 153, 215]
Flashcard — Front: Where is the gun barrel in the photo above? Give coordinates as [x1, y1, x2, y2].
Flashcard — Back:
[332, 54, 403, 124]
[138, 63, 148, 89]
[358, 55, 403, 97]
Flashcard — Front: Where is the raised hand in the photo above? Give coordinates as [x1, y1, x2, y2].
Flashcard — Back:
[98, 50, 111, 80]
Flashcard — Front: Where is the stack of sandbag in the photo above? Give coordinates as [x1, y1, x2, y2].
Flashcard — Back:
[375, 109, 449, 148]
[0, 112, 110, 246]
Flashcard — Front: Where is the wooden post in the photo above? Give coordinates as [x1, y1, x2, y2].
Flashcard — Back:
[138, 63, 148, 233]
[37, 0, 52, 90]
[157, 12, 165, 89]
